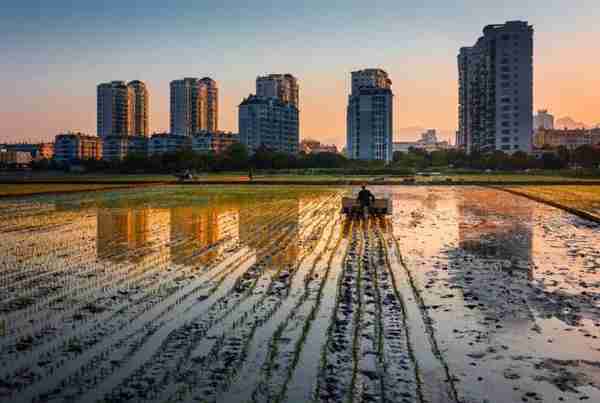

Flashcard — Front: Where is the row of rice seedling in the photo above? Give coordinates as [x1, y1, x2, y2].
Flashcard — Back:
[2, 197, 328, 402]
[220, 208, 343, 403]
[120, 198, 339, 402]
[316, 220, 365, 402]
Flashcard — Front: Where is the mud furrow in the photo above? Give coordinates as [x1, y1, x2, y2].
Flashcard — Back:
[374, 225, 420, 403]
[316, 219, 364, 402]
[354, 219, 384, 403]
[390, 232, 459, 403]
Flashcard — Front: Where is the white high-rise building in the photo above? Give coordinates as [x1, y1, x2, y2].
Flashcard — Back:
[97, 80, 149, 138]
[170, 77, 218, 136]
[534, 109, 554, 130]
[256, 74, 299, 108]
[97, 81, 134, 138]
[458, 21, 534, 153]
[346, 69, 393, 162]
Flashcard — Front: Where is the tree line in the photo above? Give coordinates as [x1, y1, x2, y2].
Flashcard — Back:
[28, 143, 600, 174]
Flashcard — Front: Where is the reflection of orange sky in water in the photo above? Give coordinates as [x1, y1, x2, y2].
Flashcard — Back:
[457, 189, 533, 263]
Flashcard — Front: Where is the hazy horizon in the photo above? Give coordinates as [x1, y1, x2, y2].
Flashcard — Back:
[2, 0, 600, 148]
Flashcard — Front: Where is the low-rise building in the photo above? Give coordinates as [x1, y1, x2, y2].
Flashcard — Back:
[0, 150, 33, 166]
[393, 129, 452, 154]
[211, 131, 239, 154]
[101, 136, 149, 161]
[393, 142, 420, 153]
[54, 133, 102, 163]
[534, 128, 600, 150]
[190, 134, 212, 154]
[128, 136, 149, 156]
[37, 143, 54, 159]
[102, 136, 129, 161]
[1, 142, 54, 160]
[189, 132, 240, 154]
[300, 139, 338, 154]
[148, 133, 188, 156]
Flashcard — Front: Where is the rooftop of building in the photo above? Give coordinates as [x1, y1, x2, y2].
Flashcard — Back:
[56, 133, 100, 141]
[239, 94, 299, 108]
[351, 68, 389, 75]
[257, 73, 297, 80]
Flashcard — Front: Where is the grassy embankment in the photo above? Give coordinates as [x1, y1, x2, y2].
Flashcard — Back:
[501, 185, 600, 220]
[2, 170, 600, 184]
[0, 183, 135, 197]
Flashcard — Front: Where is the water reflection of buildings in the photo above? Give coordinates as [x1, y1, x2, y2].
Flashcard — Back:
[97, 208, 171, 263]
[169, 205, 239, 266]
[446, 189, 536, 331]
[457, 190, 533, 263]
[239, 198, 300, 268]
[95, 197, 301, 269]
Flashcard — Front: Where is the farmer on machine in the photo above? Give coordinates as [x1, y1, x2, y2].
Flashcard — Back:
[357, 185, 375, 217]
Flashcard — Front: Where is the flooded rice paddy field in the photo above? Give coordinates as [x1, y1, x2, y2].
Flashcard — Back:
[0, 186, 599, 403]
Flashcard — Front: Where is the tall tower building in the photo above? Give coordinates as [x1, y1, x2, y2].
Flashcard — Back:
[346, 69, 393, 162]
[534, 109, 554, 130]
[256, 74, 299, 108]
[97, 81, 134, 138]
[170, 77, 219, 136]
[127, 80, 149, 136]
[200, 77, 218, 132]
[457, 21, 534, 153]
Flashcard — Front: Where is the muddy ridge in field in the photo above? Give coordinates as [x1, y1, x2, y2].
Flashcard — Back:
[0, 186, 598, 403]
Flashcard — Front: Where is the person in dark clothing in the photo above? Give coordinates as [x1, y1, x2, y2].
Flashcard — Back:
[357, 185, 375, 217]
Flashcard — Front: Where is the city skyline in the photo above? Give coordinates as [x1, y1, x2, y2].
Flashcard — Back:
[2, 1, 600, 147]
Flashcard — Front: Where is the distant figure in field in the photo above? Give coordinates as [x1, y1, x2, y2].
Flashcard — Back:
[248, 167, 253, 181]
[357, 185, 375, 217]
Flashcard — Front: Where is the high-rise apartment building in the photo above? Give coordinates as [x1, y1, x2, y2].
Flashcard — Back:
[457, 21, 534, 154]
[97, 80, 149, 138]
[346, 69, 393, 162]
[256, 74, 299, 108]
[170, 77, 218, 136]
[239, 95, 299, 154]
[200, 77, 218, 132]
[97, 81, 134, 138]
[128, 80, 150, 136]
[534, 109, 554, 130]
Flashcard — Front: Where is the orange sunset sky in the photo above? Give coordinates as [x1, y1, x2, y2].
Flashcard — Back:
[1, 1, 599, 147]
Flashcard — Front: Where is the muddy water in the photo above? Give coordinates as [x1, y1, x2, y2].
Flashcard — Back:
[0, 186, 598, 403]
